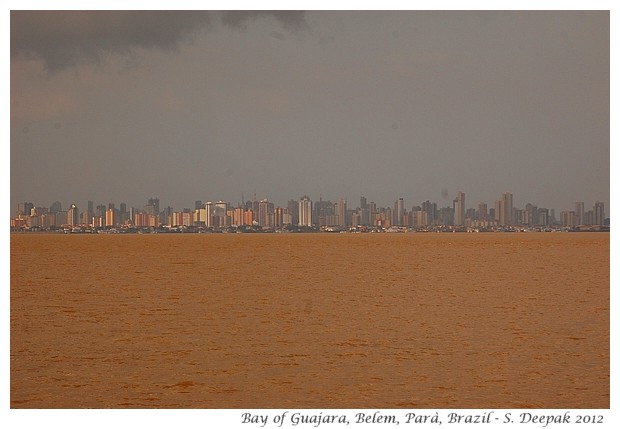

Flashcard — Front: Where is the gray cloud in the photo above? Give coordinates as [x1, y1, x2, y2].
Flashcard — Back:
[221, 11, 306, 31]
[11, 10, 306, 71]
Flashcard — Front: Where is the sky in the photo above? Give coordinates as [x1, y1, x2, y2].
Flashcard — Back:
[9, 9, 610, 217]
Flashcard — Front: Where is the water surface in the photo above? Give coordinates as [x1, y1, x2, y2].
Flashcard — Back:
[10, 233, 609, 408]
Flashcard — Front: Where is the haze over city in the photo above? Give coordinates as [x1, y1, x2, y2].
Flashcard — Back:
[6, 4, 614, 425]
[10, 10, 609, 217]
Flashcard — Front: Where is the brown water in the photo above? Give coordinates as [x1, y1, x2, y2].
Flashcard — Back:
[10, 233, 609, 409]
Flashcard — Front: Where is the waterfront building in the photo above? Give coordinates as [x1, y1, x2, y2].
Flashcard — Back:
[288, 199, 299, 226]
[66, 204, 79, 226]
[105, 208, 116, 226]
[204, 202, 214, 227]
[233, 207, 244, 226]
[414, 210, 428, 227]
[502, 192, 513, 226]
[575, 202, 585, 225]
[50, 201, 62, 214]
[395, 198, 404, 226]
[422, 200, 436, 226]
[594, 201, 605, 225]
[244, 210, 254, 226]
[561, 211, 576, 228]
[258, 199, 270, 228]
[274, 207, 287, 227]
[299, 196, 312, 227]
[454, 192, 465, 226]
[336, 198, 347, 227]
[145, 198, 159, 216]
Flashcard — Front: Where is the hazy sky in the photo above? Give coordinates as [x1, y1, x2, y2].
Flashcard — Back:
[10, 10, 609, 216]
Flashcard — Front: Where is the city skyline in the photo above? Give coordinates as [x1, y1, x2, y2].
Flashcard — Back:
[10, 10, 610, 221]
[12, 190, 608, 230]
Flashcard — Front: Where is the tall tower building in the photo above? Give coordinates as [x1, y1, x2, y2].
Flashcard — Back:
[593, 201, 605, 225]
[258, 199, 270, 227]
[213, 201, 229, 227]
[105, 208, 116, 226]
[368, 201, 377, 213]
[454, 192, 465, 226]
[495, 199, 502, 224]
[49, 201, 62, 214]
[17, 202, 34, 216]
[422, 200, 436, 226]
[359, 196, 369, 226]
[67, 204, 79, 226]
[478, 203, 488, 221]
[395, 198, 404, 226]
[504, 192, 513, 225]
[298, 196, 312, 227]
[493, 193, 514, 226]
[204, 202, 214, 227]
[336, 198, 347, 227]
[575, 202, 585, 225]
[360, 196, 367, 210]
[288, 199, 299, 226]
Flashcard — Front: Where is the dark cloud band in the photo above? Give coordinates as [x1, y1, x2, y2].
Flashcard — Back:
[11, 10, 306, 71]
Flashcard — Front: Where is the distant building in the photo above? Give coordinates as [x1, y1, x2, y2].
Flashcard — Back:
[288, 199, 299, 226]
[298, 196, 312, 227]
[575, 202, 585, 225]
[478, 203, 488, 221]
[454, 191, 465, 226]
[258, 199, 270, 228]
[17, 202, 34, 216]
[594, 201, 605, 226]
[336, 198, 347, 227]
[495, 192, 513, 226]
[105, 208, 116, 226]
[395, 198, 404, 226]
[67, 204, 79, 226]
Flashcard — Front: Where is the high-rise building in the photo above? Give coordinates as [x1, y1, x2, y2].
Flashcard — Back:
[453, 191, 465, 226]
[494, 200, 502, 223]
[575, 202, 585, 225]
[213, 201, 229, 228]
[288, 200, 299, 226]
[368, 201, 377, 218]
[561, 211, 576, 228]
[439, 206, 454, 226]
[422, 200, 436, 225]
[594, 201, 605, 225]
[314, 199, 335, 226]
[231, 207, 242, 226]
[67, 204, 79, 226]
[105, 208, 116, 226]
[496, 192, 513, 226]
[274, 207, 288, 227]
[538, 208, 549, 226]
[17, 202, 34, 216]
[336, 198, 347, 227]
[49, 201, 62, 214]
[358, 196, 369, 226]
[298, 196, 312, 226]
[503, 192, 513, 225]
[395, 198, 404, 226]
[258, 199, 270, 227]
[478, 203, 488, 221]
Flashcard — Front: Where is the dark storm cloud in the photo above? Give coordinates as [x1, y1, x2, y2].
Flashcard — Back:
[10, 10, 306, 71]
[11, 11, 211, 71]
